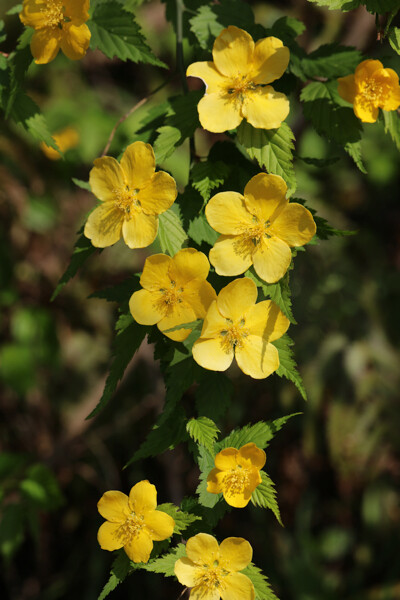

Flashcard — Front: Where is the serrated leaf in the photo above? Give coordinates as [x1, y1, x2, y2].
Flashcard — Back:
[195, 372, 233, 421]
[306, 0, 361, 10]
[216, 414, 300, 451]
[267, 16, 306, 40]
[89, 2, 166, 67]
[196, 446, 220, 508]
[163, 319, 202, 333]
[87, 315, 148, 418]
[237, 122, 296, 196]
[313, 215, 356, 240]
[186, 417, 220, 452]
[141, 544, 186, 576]
[8, 92, 59, 150]
[153, 126, 181, 162]
[245, 269, 296, 325]
[52, 233, 97, 301]
[296, 155, 340, 167]
[191, 161, 230, 202]
[345, 141, 367, 173]
[272, 334, 307, 400]
[362, 0, 399, 13]
[242, 563, 280, 600]
[382, 110, 400, 151]
[188, 213, 219, 246]
[251, 471, 282, 525]
[389, 27, 400, 55]
[158, 207, 188, 256]
[157, 504, 201, 534]
[4, 45, 32, 117]
[300, 44, 362, 79]
[98, 551, 132, 600]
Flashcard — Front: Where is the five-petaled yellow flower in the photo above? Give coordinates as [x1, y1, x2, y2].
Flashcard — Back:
[129, 248, 217, 342]
[174, 533, 255, 600]
[206, 173, 316, 284]
[207, 443, 266, 508]
[187, 25, 290, 133]
[192, 277, 289, 379]
[84, 141, 177, 249]
[338, 59, 400, 123]
[97, 480, 175, 563]
[40, 126, 80, 160]
[19, 0, 91, 65]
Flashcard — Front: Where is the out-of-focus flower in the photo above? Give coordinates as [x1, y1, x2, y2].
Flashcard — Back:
[97, 480, 175, 563]
[19, 0, 91, 64]
[206, 173, 316, 284]
[40, 127, 80, 160]
[129, 248, 217, 342]
[192, 277, 289, 379]
[338, 59, 400, 123]
[207, 443, 266, 507]
[84, 141, 177, 249]
[187, 25, 290, 132]
[174, 533, 255, 600]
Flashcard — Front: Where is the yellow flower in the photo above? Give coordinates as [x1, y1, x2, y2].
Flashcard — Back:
[186, 25, 290, 133]
[207, 443, 266, 508]
[206, 173, 316, 284]
[40, 126, 79, 160]
[84, 141, 177, 249]
[129, 248, 217, 342]
[174, 533, 255, 600]
[97, 480, 175, 563]
[20, 0, 91, 65]
[338, 59, 400, 123]
[192, 277, 289, 379]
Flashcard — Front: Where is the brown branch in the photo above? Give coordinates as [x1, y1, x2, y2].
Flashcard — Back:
[177, 587, 188, 599]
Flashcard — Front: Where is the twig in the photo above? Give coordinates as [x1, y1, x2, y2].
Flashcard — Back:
[177, 587, 188, 598]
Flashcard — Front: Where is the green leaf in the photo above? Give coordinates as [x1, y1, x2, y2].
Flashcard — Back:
[345, 141, 367, 173]
[19, 464, 64, 510]
[296, 155, 340, 168]
[87, 315, 148, 418]
[266, 16, 306, 40]
[51, 233, 97, 301]
[0, 20, 6, 44]
[250, 471, 282, 525]
[389, 27, 400, 54]
[153, 126, 181, 163]
[89, 276, 140, 305]
[141, 544, 186, 576]
[272, 334, 307, 400]
[246, 269, 296, 325]
[156, 504, 201, 534]
[191, 161, 230, 202]
[196, 446, 220, 508]
[216, 414, 300, 451]
[237, 122, 296, 196]
[382, 110, 400, 151]
[306, 0, 361, 10]
[242, 563, 280, 600]
[188, 213, 219, 246]
[362, 0, 399, 13]
[163, 319, 202, 333]
[186, 417, 220, 452]
[4, 45, 32, 117]
[72, 178, 91, 191]
[89, 2, 166, 67]
[299, 44, 362, 79]
[98, 551, 132, 600]
[158, 207, 188, 256]
[195, 372, 233, 421]
[0, 504, 25, 561]
[313, 215, 356, 240]
[6, 4, 23, 15]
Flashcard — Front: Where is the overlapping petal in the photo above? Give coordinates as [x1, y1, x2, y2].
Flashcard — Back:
[243, 173, 288, 222]
[89, 157, 125, 202]
[139, 254, 172, 291]
[183, 280, 217, 318]
[378, 69, 400, 111]
[199, 301, 229, 338]
[214, 447, 238, 471]
[186, 533, 220, 566]
[222, 485, 253, 508]
[169, 248, 210, 284]
[217, 278, 257, 321]
[137, 172, 177, 216]
[197, 92, 243, 133]
[186, 61, 226, 93]
[174, 557, 198, 587]
[60, 23, 91, 61]
[270, 203, 316, 246]
[337, 74, 357, 104]
[238, 443, 266, 470]
[206, 192, 253, 235]
[144, 510, 175, 541]
[64, 0, 90, 21]
[124, 530, 153, 563]
[129, 289, 164, 325]
[222, 572, 255, 600]
[120, 142, 155, 189]
[158, 303, 197, 342]
[252, 236, 292, 283]
[209, 235, 253, 277]
[355, 59, 383, 84]
[241, 86, 290, 130]
[235, 336, 279, 379]
[97, 490, 130, 522]
[245, 300, 289, 342]
[219, 538, 253, 572]
[353, 96, 378, 123]
[122, 213, 158, 249]
[212, 26, 254, 78]
[129, 481, 157, 515]
[252, 37, 290, 84]
[30, 27, 62, 64]
[97, 521, 124, 551]
[192, 337, 234, 372]
[84, 202, 124, 248]
[20, 0, 51, 28]
[206, 468, 225, 494]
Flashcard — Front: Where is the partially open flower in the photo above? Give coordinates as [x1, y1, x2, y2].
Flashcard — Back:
[338, 59, 400, 123]
[174, 533, 255, 600]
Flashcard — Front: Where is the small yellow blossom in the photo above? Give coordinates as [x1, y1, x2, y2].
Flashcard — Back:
[192, 277, 289, 379]
[84, 141, 177, 249]
[206, 173, 316, 284]
[186, 25, 290, 133]
[20, 0, 91, 65]
[207, 443, 266, 508]
[97, 480, 175, 563]
[40, 126, 79, 160]
[129, 248, 217, 342]
[338, 59, 400, 123]
[174, 533, 255, 600]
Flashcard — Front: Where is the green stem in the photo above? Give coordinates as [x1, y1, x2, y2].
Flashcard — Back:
[383, 9, 398, 39]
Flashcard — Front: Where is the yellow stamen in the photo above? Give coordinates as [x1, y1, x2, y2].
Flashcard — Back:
[196, 564, 228, 590]
[116, 514, 144, 544]
[220, 319, 249, 353]
[223, 466, 250, 494]
[155, 281, 184, 316]
[39, 0, 65, 29]
[361, 78, 384, 104]
[113, 187, 141, 219]
[226, 75, 257, 100]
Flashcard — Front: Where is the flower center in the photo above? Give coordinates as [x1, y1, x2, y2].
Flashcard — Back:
[116, 513, 144, 544]
[222, 465, 250, 494]
[361, 78, 383, 105]
[197, 563, 228, 590]
[220, 319, 249, 353]
[156, 280, 184, 316]
[40, 0, 65, 29]
[113, 187, 141, 219]
[226, 75, 257, 100]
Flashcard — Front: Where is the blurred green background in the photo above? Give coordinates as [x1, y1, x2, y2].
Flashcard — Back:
[1, 1, 400, 599]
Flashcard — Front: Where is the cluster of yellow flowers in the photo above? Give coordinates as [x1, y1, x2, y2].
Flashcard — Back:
[98, 443, 265, 599]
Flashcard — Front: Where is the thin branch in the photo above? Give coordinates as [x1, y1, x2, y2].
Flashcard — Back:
[175, 0, 195, 161]
[177, 587, 188, 599]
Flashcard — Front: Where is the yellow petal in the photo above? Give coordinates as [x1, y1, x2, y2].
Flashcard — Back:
[209, 235, 253, 277]
[53, 127, 79, 153]
[199, 301, 228, 338]
[213, 26, 254, 78]
[169, 248, 210, 284]
[214, 447, 238, 471]
[206, 468, 224, 494]
[353, 96, 378, 123]
[217, 278, 258, 321]
[197, 91, 243, 133]
[337, 74, 357, 104]
[183, 280, 217, 319]
[191, 586, 220, 600]
[237, 443, 266, 469]
[129, 289, 164, 325]
[186, 533, 219, 566]
[31, 28, 61, 64]
[138, 172, 177, 216]
[252, 237, 292, 283]
[97, 521, 124, 551]
[129, 480, 157, 515]
[84, 202, 123, 248]
[245, 300, 289, 343]
[206, 192, 252, 234]
[89, 157, 125, 202]
[158, 304, 197, 342]
[64, 0, 90, 22]
[241, 86, 290, 130]
[144, 510, 175, 541]
[223, 487, 252, 508]
[354, 59, 383, 85]
[270, 202, 316, 247]
[124, 530, 153, 563]
[252, 37, 290, 84]
[174, 557, 198, 587]
[235, 336, 279, 379]
[122, 213, 158, 249]
[244, 173, 288, 223]
[97, 490, 130, 522]
[221, 572, 255, 600]
[186, 61, 227, 93]
[60, 23, 91, 61]
[140, 254, 172, 291]
[377, 69, 400, 111]
[120, 142, 155, 189]
[20, 0, 50, 28]
[219, 537, 253, 572]
[192, 337, 234, 372]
